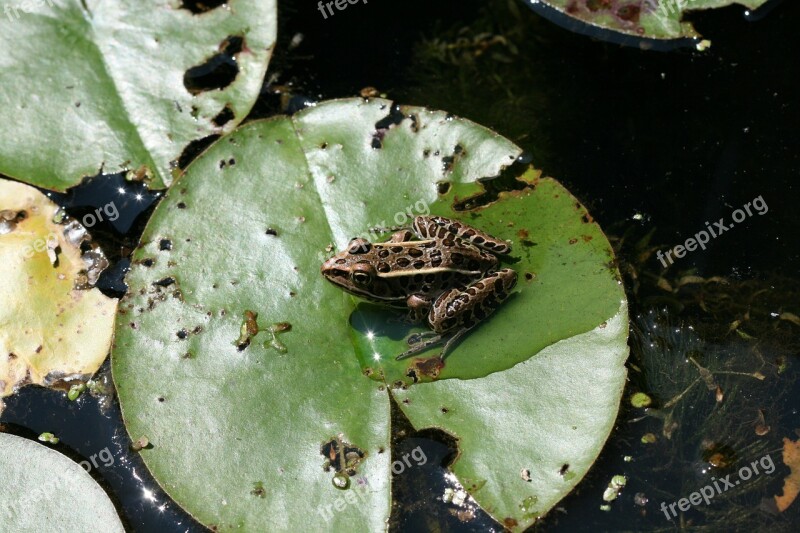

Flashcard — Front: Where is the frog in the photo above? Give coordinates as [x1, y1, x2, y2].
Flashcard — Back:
[320, 215, 517, 360]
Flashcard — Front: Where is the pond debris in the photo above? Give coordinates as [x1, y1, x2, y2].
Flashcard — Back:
[520, 468, 531, 482]
[754, 409, 771, 436]
[630, 392, 652, 408]
[602, 474, 626, 502]
[250, 481, 266, 498]
[332, 472, 350, 490]
[0, 209, 25, 234]
[236, 310, 259, 351]
[321, 435, 366, 481]
[264, 322, 292, 354]
[130, 435, 151, 452]
[359, 86, 381, 98]
[702, 442, 736, 469]
[37, 432, 59, 444]
[779, 312, 800, 327]
[67, 382, 87, 401]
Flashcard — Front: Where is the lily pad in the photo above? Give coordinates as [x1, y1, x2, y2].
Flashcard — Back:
[0, 179, 117, 405]
[112, 98, 628, 530]
[0, 432, 124, 531]
[0, 0, 276, 191]
[522, 0, 769, 44]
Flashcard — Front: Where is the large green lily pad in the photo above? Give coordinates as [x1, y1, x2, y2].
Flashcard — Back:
[0, 0, 276, 191]
[0, 179, 116, 405]
[112, 98, 628, 530]
[525, 0, 769, 43]
[0, 432, 124, 531]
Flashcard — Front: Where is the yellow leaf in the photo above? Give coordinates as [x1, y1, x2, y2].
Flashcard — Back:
[0, 179, 116, 404]
[775, 437, 800, 512]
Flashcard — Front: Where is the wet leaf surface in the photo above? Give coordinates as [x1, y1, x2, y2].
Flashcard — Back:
[0, 179, 116, 406]
[0, 432, 124, 531]
[112, 98, 628, 530]
[0, 0, 276, 191]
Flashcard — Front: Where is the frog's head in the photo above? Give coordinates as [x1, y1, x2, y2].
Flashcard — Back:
[321, 238, 378, 296]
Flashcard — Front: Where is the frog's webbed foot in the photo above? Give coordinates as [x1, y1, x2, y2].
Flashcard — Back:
[395, 328, 470, 360]
[396, 332, 443, 360]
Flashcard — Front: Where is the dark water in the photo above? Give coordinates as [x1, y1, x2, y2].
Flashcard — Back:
[2, 0, 799, 531]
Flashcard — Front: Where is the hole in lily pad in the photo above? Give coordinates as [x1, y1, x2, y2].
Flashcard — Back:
[183, 36, 245, 95]
[212, 104, 235, 127]
[179, 0, 226, 14]
[321, 436, 367, 477]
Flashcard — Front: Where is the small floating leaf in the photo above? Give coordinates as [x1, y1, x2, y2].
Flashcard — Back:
[67, 383, 87, 401]
[37, 432, 59, 444]
[523, 0, 771, 45]
[630, 392, 652, 408]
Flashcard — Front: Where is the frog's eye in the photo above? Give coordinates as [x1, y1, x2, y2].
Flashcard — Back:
[350, 262, 375, 286]
[348, 238, 371, 254]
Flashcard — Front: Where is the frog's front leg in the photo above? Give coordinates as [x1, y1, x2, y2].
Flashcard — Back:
[396, 268, 517, 360]
[405, 294, 432, 323]
[411, 215, 512, 254]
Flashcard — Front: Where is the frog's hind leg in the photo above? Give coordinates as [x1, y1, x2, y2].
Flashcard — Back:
[396, 269, 517, 361]
[412, 215, 512, 254]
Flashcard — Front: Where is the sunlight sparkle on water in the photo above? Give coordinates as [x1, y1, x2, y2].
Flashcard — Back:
[366, 330, 375, 340]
